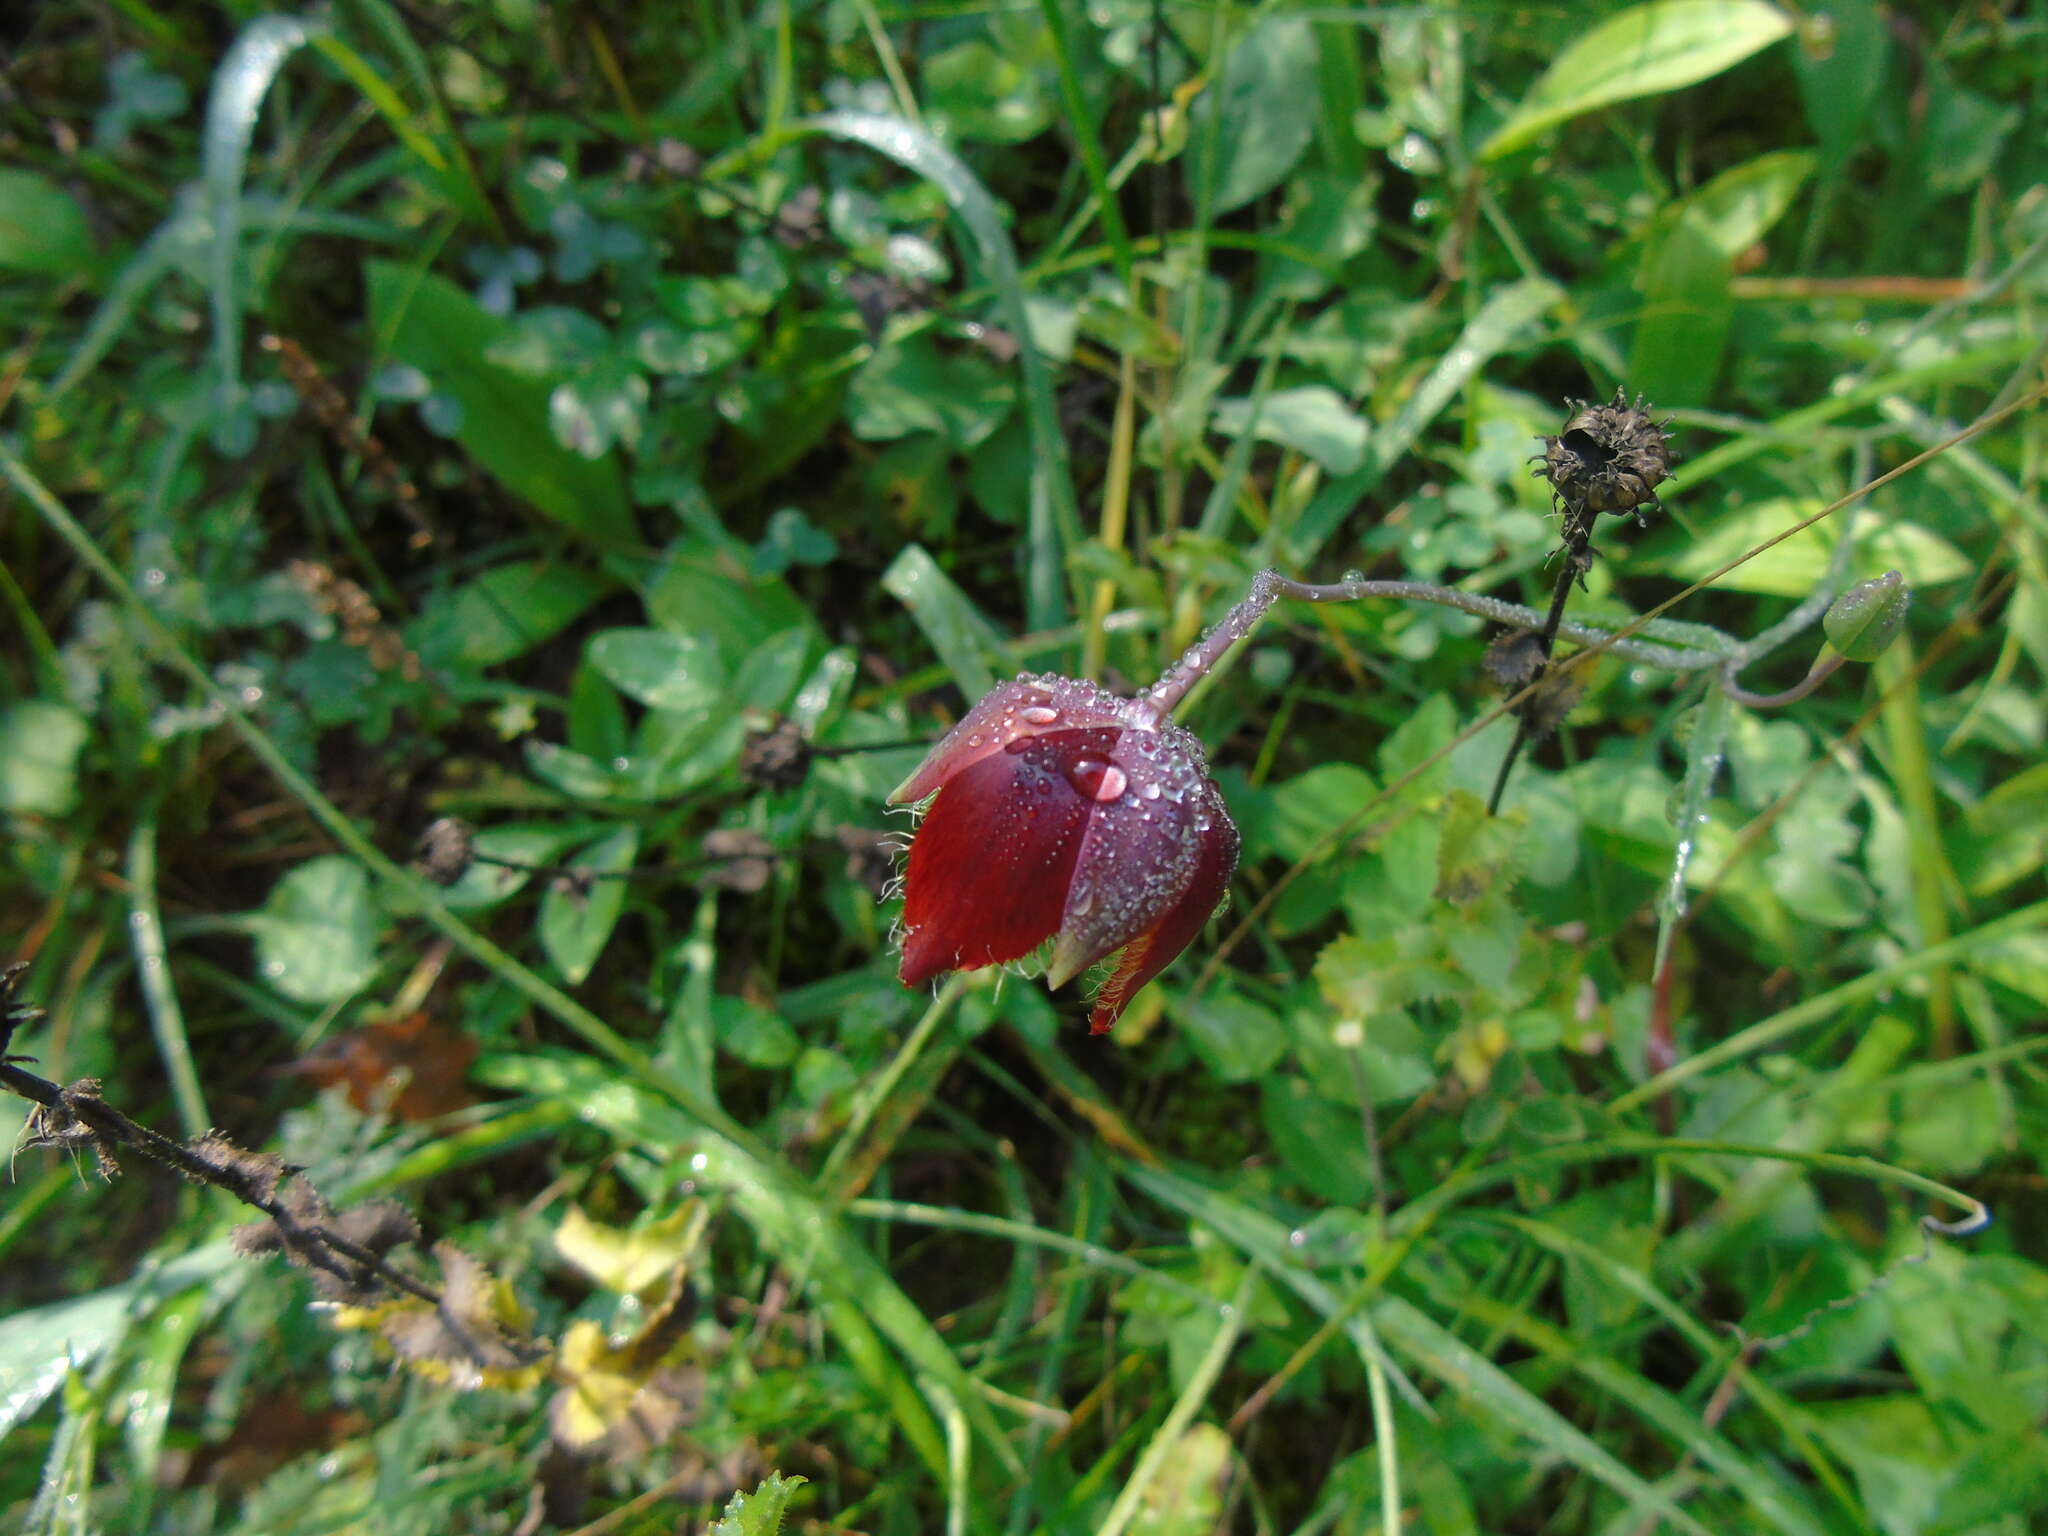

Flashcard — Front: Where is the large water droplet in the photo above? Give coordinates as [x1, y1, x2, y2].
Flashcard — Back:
[1020, 705, 1059, 725]
[1066, 755, 1128, 803]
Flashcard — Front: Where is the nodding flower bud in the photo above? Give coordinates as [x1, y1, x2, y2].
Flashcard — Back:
[1535, 390, 1675, 523]
[889, 674, 1239, 1033]
[1823, 570, 1911, 662]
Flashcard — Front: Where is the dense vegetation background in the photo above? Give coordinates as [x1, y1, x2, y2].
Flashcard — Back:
[2, 0, 2045, 1531]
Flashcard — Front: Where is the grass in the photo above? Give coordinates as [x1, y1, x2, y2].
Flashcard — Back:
[1, 1, 2045, 1532]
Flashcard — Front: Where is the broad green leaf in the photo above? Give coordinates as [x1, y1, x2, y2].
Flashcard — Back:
[1482, 0, 1795, 159]
[1195, 14, 1320, 212]
[0, 170, 96, 277]
[366, 261, 635, 543]
[1791, 0, 1886, 168]
[1261, 1075, 1375, 1204]
[1211, 386, 1367, 475]
[1170, 992, 1288, 1083]
[1266, 763, 1379, 862]
[845, 335, 1011, 448]
[925, 39, 1053, 143]
[412, 561, 615, 669]
[1631, 151, 1814, 404]
[0, 702, 89, 816]
[539, 826, 639, 985]
[254, 856, 379, 1003]
[644, 539, 816, 657]
[586, 628, 726, 714]
[1666, 499, 1971, 595]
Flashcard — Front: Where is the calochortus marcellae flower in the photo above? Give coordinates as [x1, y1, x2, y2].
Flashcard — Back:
[890, 673, 1239, 1033]
[889, 568, 1383, 1032]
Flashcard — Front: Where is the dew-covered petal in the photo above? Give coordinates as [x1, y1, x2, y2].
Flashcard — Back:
[889, 674, 1135, 806]
[1087, 778, 1240, 1033]
[1044, 721, 1215, 989]
[896, 728, 1110, 986]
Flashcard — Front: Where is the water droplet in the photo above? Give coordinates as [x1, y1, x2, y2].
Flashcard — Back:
[1288, 1228, 1307, 1248]
[1065, 755, 1128, 803]
[1020, 705, 1059, 725]
[968, 733, 983, 747]
[1141, 782, 1161, 800]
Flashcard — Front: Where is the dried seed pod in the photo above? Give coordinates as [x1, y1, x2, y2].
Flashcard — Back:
[738, 716, 813, 792]
[413, 818, 476, 885]
[1535, 390, 1675, 524]
[1511, 668, 1586, 739]
[1483, 630, 1549, 693]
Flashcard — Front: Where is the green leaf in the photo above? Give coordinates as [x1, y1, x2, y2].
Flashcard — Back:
[538, 826, 639, 985]
[925, 39, 1053, 143]
[1665, 499, 1971, 595]
[586, 628, 726, 714]
[366, 261, 636, 544]
[0, 701, 89, 816]
[1630, 151, 1814, 404]
[845, 335, 1011, 448]
[1170, 992, 1288, 1083]
[1266, 763, 1379, 862]
[1195, 14, 1320, 212]
[1261, 1075, 1374, 1204]
[1211, 386, 1368, 475]
[0, 1245, 235, 1446]
[412, 561, 615, 669]
[710, 1471, 808, 1536]
[0, 170, 96, 277]
[1482, 0, 1795, 159]
[881, 544, 1010, 699]
[254, 857, 379, 1004]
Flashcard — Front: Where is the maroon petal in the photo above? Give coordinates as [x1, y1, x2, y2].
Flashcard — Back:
[1088, 777, 1240, 1033]
[1045, 719, 1223, 988]
[896, 728, 1113, 987]
[889, 674, 1134, 806]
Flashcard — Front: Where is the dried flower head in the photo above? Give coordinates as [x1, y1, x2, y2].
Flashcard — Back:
[1536, 390, 1675, 523]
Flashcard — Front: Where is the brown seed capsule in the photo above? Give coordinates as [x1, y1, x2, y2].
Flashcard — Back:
[1483, 630, 1549, 693]
[413, 817, 476, 886]
[1535, 390, 1675, 524]
[1512, 667, 1586, 738]
[739, 716, 813, 793]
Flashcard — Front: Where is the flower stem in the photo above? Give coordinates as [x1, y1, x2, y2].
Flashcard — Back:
[1137, 566, 1734, 725]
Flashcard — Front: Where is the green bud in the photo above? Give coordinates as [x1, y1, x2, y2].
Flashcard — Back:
[1824, 571, 1911, 662]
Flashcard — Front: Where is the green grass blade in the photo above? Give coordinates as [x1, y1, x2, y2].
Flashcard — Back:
[203, 15, 322, 445]
[1372, 1298, 1717, 1536]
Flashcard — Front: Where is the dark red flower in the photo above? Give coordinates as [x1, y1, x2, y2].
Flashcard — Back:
[890, 673, 1238, 1032]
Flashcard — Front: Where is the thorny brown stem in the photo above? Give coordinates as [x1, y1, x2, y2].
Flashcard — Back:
[1, 962, 442, 1310]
